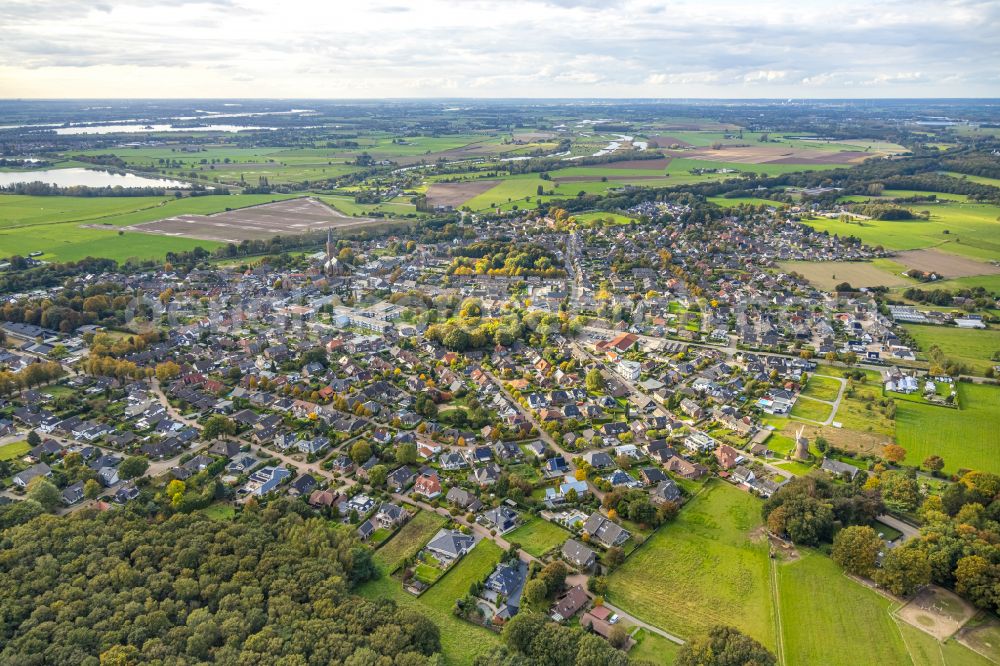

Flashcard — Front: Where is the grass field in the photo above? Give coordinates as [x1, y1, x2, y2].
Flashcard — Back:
[506, 516, 571, 557]
[920, 274, 1000, 295]
[799, 202, 1000, 263]
[373, 510, 447, 574]
[0, 440, 29, 461]
[780, 259, 913, 290]
[629, 628, 681, 664]
[897, 620, 995, 666]
[790, 397, 833, 423]
[903, 324, 1000, 375]
[359, 538, 502, 665]
[0, 193, 298, 262]
[607, 480, 776, 649]
[943, 172, 1000, 190]
[776, 551, 909, 666]
[707, 196, 786, 208]
[897, 382, 1000, 475]
[802, 375, 843, 402]
[197, 503, 236, 521]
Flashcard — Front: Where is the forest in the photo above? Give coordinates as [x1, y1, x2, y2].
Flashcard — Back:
[0, 501, 443, 665]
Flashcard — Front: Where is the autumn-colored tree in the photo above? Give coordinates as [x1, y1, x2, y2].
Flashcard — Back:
[882, 444, 907, 464]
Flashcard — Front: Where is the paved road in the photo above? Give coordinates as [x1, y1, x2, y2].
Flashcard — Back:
[876, 514, 920, 543]
[601, 601, 685, 645]
[483, 367, 606, 500]
[790, 373, 847, 427]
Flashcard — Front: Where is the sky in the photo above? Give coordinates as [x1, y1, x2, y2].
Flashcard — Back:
[1, 0, 999, 99]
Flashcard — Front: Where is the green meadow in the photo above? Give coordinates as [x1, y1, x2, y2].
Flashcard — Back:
[801, 202, 1000, 262]
[896, 382, 1000, 474]
[903, 324, 1000, 375]
[607, 480, 777, 649]
[0, 193, 296, 262]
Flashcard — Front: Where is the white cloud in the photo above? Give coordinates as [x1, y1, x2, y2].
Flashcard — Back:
[0, 0, 997, 97]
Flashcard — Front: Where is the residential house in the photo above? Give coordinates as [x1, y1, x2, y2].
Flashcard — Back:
[551, 585, 589, 622]
[582, 512, 630, 548]
[561, 539, 597, 570]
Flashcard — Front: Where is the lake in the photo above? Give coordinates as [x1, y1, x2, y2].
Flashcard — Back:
[0, 168, 193, 188]
[53, 124, 277, 135]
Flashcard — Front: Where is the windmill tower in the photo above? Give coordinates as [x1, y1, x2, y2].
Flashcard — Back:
[794, 425, 810, 461]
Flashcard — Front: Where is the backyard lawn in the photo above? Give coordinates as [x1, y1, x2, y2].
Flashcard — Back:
[0, 440, 30, 461]
[373, 510, 447, 574]
[607, 480, 777, 649]
[506, 516, 571, 557]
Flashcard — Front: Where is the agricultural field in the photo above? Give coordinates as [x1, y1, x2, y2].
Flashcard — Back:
[707, 196, 786, 208]
[943, 172, 1000, 190]
[359, 538, 502, 665]
[506, 516, 571, 557]
[800, 202, 1000, 263]
[779, 260, 912, 290]
[896, 382, 1000, 475]
[373, 509, 447, 574]
[0, 193, 300, 262]
[896, 249, 1000, 280]
[130, 196, 381, 243]
[314, 194, 420, 218]
[903, 324, 1000, 375]
[607, 480, 777, 649]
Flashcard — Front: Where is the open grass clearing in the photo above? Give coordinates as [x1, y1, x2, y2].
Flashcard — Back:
[373, 509, 447, 574]
[629, 628, 681, 664]
[197, 502, 236, 521]
[506, 516, 571, 557]
[790, 397, 833, 422]
[606, 480, 777, 649]
[802, 375, 843, 402]
[957, 614, 1000, 664]
[897, 620, 996, 666]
